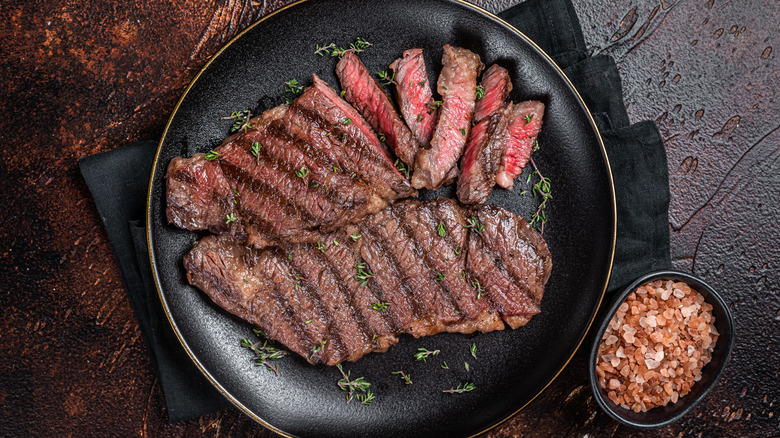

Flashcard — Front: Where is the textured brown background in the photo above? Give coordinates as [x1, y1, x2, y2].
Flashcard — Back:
[1, 0, 778, 436]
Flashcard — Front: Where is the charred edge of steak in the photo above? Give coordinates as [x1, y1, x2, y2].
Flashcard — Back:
[411, 45, 484, 190]
[184, 199, 551, 365]
[390, 48, 438, 149]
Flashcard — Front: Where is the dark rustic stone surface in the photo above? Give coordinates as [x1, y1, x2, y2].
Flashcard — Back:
[1, 0, 777, 436]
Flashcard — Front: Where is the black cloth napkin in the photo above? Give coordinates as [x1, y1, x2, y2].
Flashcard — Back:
[79, 0, 670, 422]
[79, 141, 231, 422]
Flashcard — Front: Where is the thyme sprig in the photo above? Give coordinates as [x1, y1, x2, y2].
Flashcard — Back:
[465, 217, 484, 234]
[472, 280, 485, 299]
[391, 370, 412, 384]
[314, 37, 372, 57]
[354, 262, 374, 286]
[221, 109, 253, 134]
[428, 100, 442, 109]
[475, 85, 485, 99]
[413, 348, 440, 362]
[284, 78, 304, 94]
[371, 302, 390, 312]
[376, 70, 396, 85]
[241, 328, 287, 376]
[310, 339, 327, 361]
[204, 150, 219, 161]
[523, 113, 534, 125]
[470, 343, 477, 359]
[250, 142, 262, 163]
[394, 159, 411, 179]
[336, 363, 374, 405]
[350, 232, 362, 241]
[443, 382, 476, 394]
[225, 213, 237, 224]
[527, 157, 552, 234]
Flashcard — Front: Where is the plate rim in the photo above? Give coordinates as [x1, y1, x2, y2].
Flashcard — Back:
[145, 0, 617, 436]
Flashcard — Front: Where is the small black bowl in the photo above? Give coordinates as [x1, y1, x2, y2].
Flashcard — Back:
[588, 270, 735, 429]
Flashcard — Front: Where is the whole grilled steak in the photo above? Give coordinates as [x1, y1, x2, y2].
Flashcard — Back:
[496, 100, 545, 189]
[184, 199, 552, 366]
[457, 103, 511, 204]
[412, 45, 484, 190]
[336, 52, 420, 166]
[166, 76, 415, 248]
[473, 64, 513, 123]
[389, 48, 438, 148]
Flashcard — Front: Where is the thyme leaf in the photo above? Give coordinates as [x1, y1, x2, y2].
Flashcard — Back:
[336, 363, 373, 405]
[475, 85, 485, 99]
[376, 70, 396, 85]
[391, 370, 412, 385]
[241, 328, 287, 376]
[437, 222, 446, 237]
[443, 382, 476, 394]
[413, 348, 440, 362]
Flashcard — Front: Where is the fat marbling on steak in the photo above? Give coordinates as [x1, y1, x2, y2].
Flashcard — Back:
[184, 198, 552, 366]
[166, 75, 415, 249]
[412, 45, 484, 190]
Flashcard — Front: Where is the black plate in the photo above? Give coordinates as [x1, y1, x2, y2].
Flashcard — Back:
[147, 1, 615, 437]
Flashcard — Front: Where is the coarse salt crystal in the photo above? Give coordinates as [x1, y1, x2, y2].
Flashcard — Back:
[646, 358, 661, 370]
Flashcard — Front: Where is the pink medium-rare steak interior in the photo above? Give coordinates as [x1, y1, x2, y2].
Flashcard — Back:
[390, 48, 438, 148]
[336, 52, 420, 166]
[411, 45, 484, 190]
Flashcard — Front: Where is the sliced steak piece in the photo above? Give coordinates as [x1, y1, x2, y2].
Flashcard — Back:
[412, 45, 484, 190]
[466, 204, 551, 328]
[184, 199, 551, 365]
[389, 48, 438, 148]
[473, 64, 513, 123]
[496, 100, 545, 189]
[336, 52, 420, 166]
[456, 103, 511, 204]
[166, 78, 415, 248]
[166, 154, 238, 234]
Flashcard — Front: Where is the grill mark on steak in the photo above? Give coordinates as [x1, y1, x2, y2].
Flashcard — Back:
[314, 241, 379, 360]
[357, 226, 430, 336]
[185, 200, 551, 364]
[423, 201, 500, 331]
[411, 45, 484, 190]
[262, 247, 341, 360]
[319, 236, 400, 353]
[390, 48, 438, 148]
[166, 79, 415, 250]
[336, 52, 420, 166]
[389, 205, 464, 326]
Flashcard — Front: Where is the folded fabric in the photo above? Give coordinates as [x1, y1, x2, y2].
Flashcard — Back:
[78, 0, 670, 422]
[79, 141, 230, 422]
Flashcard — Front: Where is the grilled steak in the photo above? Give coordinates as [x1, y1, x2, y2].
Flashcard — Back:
[457, 103, 511, 204]
[184, 199, 552, 365]
[336, 52, 420, 166]
[412, 45, 484, 190]
[389, 48, 438, 148]
[166, 76, 415, 248]
[473, 64, 513, 123]
[496, 100, 545, 189]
